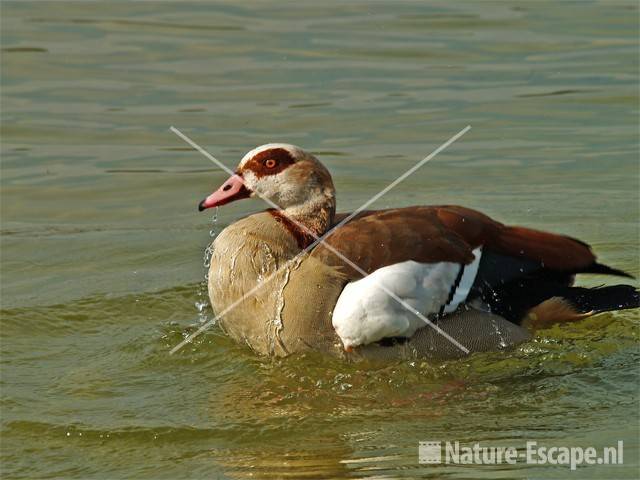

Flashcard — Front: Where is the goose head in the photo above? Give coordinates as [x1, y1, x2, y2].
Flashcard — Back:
[198, 144, 336, 237]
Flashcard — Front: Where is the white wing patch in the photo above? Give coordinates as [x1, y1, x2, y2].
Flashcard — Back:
[332, 248, 483, 350]
[443, 247, 482, 314]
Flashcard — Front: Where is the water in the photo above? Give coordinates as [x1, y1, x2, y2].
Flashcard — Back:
[1, 1, 638, 478]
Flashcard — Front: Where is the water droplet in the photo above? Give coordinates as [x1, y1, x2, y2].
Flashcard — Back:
[208, 207, 219, 237]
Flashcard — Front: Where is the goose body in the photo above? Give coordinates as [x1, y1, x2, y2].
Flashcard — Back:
[199, 144, 639, 358]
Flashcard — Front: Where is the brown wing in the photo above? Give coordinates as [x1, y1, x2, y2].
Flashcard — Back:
[432, 205, 596, 270]
[313, 206, 596, 281]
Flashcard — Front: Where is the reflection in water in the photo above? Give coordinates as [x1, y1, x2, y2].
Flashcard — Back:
[0, 282, 638, 478]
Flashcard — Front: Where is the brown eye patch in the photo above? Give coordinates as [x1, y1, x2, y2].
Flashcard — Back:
[240, 148, 295, 178]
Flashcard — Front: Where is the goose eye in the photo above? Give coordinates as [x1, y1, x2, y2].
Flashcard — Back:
[264, 158, 277, 169]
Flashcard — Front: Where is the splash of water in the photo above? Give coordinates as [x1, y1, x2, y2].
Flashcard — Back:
[203, 207, 220, 269]
[208, 206, 219, 237]
[489, 315, 508, 349]
[196, 208, 219, 323]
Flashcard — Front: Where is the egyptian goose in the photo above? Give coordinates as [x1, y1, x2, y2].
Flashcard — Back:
[198, 143, 639, 358]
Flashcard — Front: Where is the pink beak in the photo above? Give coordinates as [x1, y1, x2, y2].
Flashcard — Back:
[198, 174, 252, 211]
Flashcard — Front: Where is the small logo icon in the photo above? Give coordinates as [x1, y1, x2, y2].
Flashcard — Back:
[419, 441, 442, 464]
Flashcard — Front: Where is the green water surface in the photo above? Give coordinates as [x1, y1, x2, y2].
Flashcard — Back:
[1, 1, 639, 478]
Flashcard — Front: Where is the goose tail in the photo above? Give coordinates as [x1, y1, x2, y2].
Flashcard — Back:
[523, 284, 639, 328]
